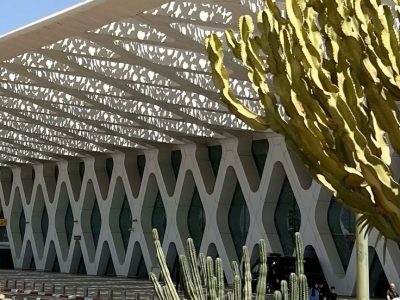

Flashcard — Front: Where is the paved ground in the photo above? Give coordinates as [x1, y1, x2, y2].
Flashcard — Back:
[0, 270, 384, 299]
[0, 270, 156, 299]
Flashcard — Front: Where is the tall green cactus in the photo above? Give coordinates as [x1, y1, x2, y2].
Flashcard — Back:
[150, 228, 269, 300]
[150, 229, 309, 300]
[206, 0, 400, 242]
[295, 233, 304, 276]
[150, 229, 180, 300]
[280, 280, 288, 300]
[255, 237, 268, 300]
[289, 273, 298, 300]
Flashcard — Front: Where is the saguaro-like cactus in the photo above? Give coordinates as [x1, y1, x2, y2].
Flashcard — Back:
[150, 228, 268, 300]
[206, 0, 400, 242]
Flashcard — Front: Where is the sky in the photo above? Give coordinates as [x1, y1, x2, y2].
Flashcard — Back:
[0, 0, 84, 36]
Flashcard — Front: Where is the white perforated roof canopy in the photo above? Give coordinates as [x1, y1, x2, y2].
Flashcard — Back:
[0, 0, 267, 166]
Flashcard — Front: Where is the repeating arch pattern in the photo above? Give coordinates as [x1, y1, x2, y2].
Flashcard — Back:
[0, 135, 398, 295]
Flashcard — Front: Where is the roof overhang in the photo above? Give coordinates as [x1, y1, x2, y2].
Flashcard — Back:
[0, 0, 265, 167]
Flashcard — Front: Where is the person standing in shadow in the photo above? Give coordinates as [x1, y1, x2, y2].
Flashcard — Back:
[387, 283, 400, 300]
[309, 283, 320, 300]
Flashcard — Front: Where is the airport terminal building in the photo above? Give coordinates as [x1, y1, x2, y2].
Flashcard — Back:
[0, 0, 398, 297]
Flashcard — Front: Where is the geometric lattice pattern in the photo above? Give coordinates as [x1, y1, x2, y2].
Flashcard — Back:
[1, 135, 399, 296]
[0, 0, 400, 297]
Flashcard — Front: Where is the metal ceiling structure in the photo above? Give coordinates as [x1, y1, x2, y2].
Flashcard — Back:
[0, 0, 270, 167]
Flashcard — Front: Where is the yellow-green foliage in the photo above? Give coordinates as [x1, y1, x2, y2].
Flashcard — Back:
[206, 0, 400, 241]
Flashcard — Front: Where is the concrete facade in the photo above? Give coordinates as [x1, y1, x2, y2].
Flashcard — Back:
[0, 134, 399, 296]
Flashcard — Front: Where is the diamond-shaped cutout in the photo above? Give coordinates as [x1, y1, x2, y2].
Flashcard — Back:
[91, 199, 101, 249]
[31, 185, 47, 257]
[109, 177, 132, 261]
[81, 180, 101, 261]
[9, 187, 24, 253]
[152, 191, 166, 244]
[327, 196, 355, 272]
[19, 208, 26, 243]
[228, 182, 250, 260]
[41, 205, 49, 245]
[55, 182, 74, 260]
[188, 187, 205, 252]
[274, 176, 301, 256]
[177, 171, 200, 245]
[65, 203, 73, 247]
[369, 246, 389, 298]
[119, 195, 132, 252]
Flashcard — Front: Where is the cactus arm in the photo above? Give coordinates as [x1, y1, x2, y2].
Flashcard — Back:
[187, 239, 205, 300]
[289, 273, 299, 300]
[215, 258, 224, 300]
[255, 239, 267, 300]
[233, 275, 242, 300]
[206, 257, 216, 300]
[242, 246, 252, 300]
[199, 253, 207, 287]
[150, 272, 166, 300]
[280, 280, 289, 300]
[226, 292, 233, 300]
[255, 263, 267, 300]
[205, 34, 269, 131]
[163, 285, 173, 299]
[152, 229, 180, 300]
[295, 233, 304, 276]
[273, 290, 283, 300]
[180, 255, 200, 300]
[232, 261, 240, 278]
[298, 274, 308, 300]
[210, 276, 217, 300]
[231, 261, 242, 299]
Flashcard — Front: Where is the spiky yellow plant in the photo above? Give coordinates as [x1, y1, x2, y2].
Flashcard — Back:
[206, 0, 400, 241]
